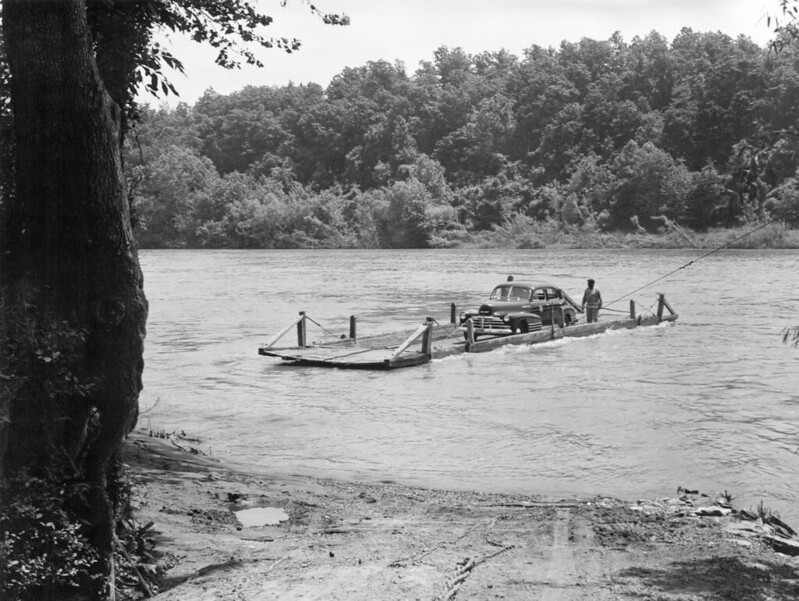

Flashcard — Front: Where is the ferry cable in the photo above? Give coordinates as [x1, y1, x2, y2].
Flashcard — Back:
[429, 317, 461, 340]
[608, 297, 662, 315]
[603, 218, 779, 309]
[306, 313, 462, 342]
[304, 314, 349, 339]
[601, 303, 652, 315]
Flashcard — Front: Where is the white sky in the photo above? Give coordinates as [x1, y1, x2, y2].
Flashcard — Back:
[145, 0, 778, 106]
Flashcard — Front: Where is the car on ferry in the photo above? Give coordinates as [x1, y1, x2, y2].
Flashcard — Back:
[459, 279, 582, 338]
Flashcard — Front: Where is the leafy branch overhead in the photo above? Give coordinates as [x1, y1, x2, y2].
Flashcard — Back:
[769, 0, 799, 51]
[86, 0, 349, 107]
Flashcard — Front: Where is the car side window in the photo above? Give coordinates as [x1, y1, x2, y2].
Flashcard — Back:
[508, 286, 531, 301]
[532, 288, 546, 301]
[545, 288, 560, 300]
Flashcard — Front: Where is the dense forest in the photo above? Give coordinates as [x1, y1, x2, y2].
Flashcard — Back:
[130, 29, 799, 249]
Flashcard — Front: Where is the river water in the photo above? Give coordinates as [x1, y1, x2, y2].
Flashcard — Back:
[138, 249, 799, 524]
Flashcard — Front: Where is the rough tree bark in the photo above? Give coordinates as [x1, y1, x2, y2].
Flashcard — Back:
[1, 0, 148, 594]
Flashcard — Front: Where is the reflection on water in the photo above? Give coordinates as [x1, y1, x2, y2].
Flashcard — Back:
[139, 249, 799, 524]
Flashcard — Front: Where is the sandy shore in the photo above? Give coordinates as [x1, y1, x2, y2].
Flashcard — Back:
[122, 431, 799, 600]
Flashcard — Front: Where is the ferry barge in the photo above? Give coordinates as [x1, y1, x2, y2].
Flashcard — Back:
[258, 284, 678, 370]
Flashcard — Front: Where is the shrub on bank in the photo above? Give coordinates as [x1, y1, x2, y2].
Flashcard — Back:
[0, 476, 101, 600]
[0, 466, 163, 601]
[696, 222, 799, 249]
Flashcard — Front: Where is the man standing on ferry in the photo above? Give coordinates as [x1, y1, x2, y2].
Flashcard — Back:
[581, 278, 602, 323]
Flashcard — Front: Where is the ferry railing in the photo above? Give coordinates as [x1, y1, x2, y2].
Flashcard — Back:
[387, 318, 435, 364]
[263, 311, 359, 350]
[656, 293, 678, 322]
[262, 312, 308, 350]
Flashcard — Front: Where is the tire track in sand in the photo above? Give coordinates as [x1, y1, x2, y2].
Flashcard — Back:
[540, 508, 578, 600]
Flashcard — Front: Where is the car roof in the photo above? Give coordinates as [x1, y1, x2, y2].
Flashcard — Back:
[494, 281, 561, 289]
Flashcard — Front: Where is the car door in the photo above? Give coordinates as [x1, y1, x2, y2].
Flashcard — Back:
[541, 287, 559, 324]
[528, 287, 546, 322]
[546, 288, 566, 325]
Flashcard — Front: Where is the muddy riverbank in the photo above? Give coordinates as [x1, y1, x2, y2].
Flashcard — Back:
[121, 432, 799, 600]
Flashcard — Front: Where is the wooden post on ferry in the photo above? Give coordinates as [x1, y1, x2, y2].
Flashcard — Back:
[297, 311, 307, 347]
[630, 300, 636, 319]
[657, 294, 665, 322]
[422, 318, 434, 354]
[466, 318, 475, 349]
[450, 303, 457, 324]
[349, 315, 357, 340]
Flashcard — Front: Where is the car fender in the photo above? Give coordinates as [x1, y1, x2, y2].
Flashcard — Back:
[504, 311, 543, 322]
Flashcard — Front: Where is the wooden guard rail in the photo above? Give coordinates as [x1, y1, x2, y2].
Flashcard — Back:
[263, 311, 436, 362]
[262, 311, 359, 350]
[656, 293, 678, 322]
[387, 318, 435, 363]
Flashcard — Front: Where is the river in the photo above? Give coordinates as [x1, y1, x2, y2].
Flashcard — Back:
[138, 249, 799, 524]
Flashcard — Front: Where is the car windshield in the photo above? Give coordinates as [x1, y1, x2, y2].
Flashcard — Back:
[489, 285, 531, 301]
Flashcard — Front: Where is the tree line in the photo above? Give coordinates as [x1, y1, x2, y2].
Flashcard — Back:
[130, 28, 799, 249]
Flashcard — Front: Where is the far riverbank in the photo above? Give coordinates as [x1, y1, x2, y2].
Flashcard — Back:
[138, 221, 799, 251]
[462, 221, 799, 250]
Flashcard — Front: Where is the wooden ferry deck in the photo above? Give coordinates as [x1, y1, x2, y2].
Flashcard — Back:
[258, 295, 678, 370]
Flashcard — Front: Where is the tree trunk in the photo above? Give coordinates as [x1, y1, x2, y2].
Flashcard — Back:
[1, 0, 147, 595]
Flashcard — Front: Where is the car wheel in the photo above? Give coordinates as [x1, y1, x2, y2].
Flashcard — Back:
[564, 313, 572, 326]
[520, 320, 530, 334]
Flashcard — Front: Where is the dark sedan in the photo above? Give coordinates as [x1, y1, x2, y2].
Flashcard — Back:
[460, 281, 581, 338]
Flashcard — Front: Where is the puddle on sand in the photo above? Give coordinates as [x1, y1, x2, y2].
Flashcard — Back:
[234, 507, 289, 527]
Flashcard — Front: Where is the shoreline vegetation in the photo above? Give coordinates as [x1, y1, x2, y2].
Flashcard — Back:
[125, 430, 799, 600]
[435, 220, 799, 250]
[139, 221, 799, 251]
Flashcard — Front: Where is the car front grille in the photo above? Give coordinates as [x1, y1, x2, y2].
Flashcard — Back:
[467, 316, 512, 334]
[471, 316, 506, 329]
[464, 315, 544, 335]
